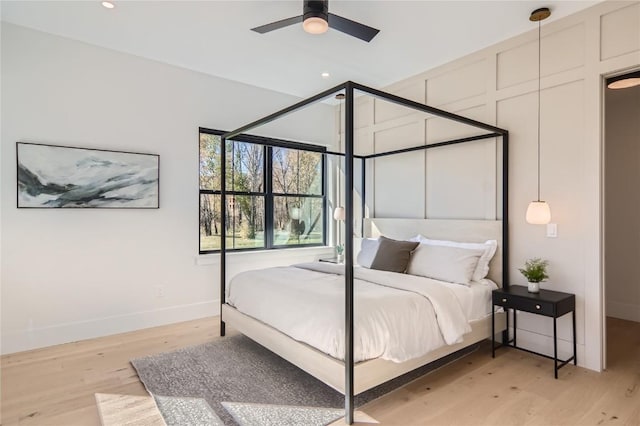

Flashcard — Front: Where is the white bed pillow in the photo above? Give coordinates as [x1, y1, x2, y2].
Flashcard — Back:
[418, 237, 497, 281]
[356, 238, 379, 268]
[407, 244, 485, 285]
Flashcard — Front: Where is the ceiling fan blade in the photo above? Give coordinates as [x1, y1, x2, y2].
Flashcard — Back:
[251, 15, 303, 34]
[328, 13, 379, 42]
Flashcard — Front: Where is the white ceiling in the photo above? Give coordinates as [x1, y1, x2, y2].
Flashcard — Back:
[1, 1, 600, 99]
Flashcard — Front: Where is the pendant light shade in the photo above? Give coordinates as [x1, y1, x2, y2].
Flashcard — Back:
[333, 206, 345, 221]
[526, 7, 552, 225]
[526, 201, 551, 225]
[290, 206, 301, 220]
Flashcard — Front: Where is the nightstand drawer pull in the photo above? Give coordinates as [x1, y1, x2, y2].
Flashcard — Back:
[535, 304, 541, 310]
[502, 298, 507, 303]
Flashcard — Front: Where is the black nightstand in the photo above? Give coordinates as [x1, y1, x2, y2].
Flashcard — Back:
[492, 285, 576, 379]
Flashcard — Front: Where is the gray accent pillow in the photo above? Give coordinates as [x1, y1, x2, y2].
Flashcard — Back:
[368, 236, 419, 273]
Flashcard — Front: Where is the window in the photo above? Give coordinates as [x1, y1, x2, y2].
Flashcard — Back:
[199, 129, 326, 253]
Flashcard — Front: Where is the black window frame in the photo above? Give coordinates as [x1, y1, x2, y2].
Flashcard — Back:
[199, 127, 327, 254]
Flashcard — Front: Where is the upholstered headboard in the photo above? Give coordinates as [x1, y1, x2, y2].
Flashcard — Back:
[363, 218, 503, 287]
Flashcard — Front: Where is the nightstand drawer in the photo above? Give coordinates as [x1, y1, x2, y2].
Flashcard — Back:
[493, 293, 554, 316]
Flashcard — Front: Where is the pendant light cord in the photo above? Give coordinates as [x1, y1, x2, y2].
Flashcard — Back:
[537, 19, 542, 202]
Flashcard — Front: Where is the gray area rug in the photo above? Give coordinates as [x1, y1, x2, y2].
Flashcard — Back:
[131, 335, 477, 426]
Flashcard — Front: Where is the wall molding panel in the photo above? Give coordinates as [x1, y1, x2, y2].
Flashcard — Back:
[354, 0, 640, 372]
[600, 2, 640, 60]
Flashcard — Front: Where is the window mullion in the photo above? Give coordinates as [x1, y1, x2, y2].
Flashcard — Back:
[199, 129, 326, 254]
[265, 146, 274, 249]
[231, 141, 236, 250]
[322, 153, 327, 247]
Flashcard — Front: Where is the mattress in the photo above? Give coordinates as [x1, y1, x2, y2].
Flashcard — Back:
[226, 262, 496, 363]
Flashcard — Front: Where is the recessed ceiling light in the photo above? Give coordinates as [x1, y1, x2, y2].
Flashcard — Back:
[321, 72, 330, 79]
[102, 1, 115, 9]
[607, 71, 640, 89]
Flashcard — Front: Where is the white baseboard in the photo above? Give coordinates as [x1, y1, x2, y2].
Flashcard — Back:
[1, 300, 220, 355]
[505, 327, 586, 368]
[607, 300, 640, 322]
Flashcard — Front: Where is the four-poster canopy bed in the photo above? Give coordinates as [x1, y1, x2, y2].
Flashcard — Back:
[219, 81, 510, 424]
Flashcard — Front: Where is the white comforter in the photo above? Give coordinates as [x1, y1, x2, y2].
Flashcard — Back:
[226, 262, 489, 363]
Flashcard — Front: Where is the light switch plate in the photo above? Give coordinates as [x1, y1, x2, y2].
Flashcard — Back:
[546, 223, 558, 238]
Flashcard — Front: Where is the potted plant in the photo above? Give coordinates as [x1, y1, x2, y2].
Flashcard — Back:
[519, 258, 549, 293]
[336, 244, 344, 263]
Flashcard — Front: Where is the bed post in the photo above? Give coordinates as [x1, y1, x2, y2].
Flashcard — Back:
[220, 135, 227, 337]
[344, 81, 355, 425]
[502, 132, 509, 290]
[361, 157, 366, 237]
[501, 132, 509, 344]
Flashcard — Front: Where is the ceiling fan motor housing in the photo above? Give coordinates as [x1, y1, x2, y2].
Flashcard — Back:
[251, 0, 379, 42]
[304, 0, 328, 22]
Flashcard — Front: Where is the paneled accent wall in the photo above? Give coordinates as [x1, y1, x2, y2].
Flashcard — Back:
[600, 3, 640, 60]
[338, 1, 640, 372]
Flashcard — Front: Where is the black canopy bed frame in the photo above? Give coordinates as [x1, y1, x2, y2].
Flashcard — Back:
[219, 81, 509, 424]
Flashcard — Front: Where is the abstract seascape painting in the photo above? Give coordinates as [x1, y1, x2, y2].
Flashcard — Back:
[17, 142, 159, 208]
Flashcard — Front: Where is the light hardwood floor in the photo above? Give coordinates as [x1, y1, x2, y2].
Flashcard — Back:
[1, 317, 638, 426]
[1, 318, 218, 426]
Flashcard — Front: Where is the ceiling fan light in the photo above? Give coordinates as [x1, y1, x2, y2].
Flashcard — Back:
[303, 16, 328, 34]
[526, 201, 551, 225]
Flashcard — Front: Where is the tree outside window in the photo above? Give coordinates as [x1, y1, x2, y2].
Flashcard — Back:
[199, 129, 325, 253]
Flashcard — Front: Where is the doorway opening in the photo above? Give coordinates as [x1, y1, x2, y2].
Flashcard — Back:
[603, 69, 640, 371]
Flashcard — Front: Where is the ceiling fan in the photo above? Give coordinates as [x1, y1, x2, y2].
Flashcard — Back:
[251, 0, 380, 43]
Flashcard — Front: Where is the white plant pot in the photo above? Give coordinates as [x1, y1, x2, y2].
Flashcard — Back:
[336, 254, 344, 263]
[528, 281, 540, 293]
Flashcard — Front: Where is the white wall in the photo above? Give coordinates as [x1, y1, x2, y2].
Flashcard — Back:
[605, 83, 640, 322]
[0, 23, 334, 354]
[353, 1, 640, 371]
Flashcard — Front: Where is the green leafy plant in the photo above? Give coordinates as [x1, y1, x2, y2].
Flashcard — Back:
[519, 258, 549, 283]
[336, 245, 344, 256]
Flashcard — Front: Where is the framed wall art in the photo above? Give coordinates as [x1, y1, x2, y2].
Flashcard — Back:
[17, 142, 160, 208]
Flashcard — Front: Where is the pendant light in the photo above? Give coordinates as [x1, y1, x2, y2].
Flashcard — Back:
[526, 7, 552, 225]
